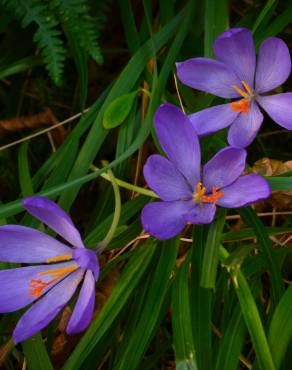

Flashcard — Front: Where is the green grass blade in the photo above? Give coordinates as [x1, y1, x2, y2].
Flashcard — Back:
[219, 246, 276, 370]
[22, 334, 53, 370]
[268, 284, 292, 369]
[201, 208, 226, 288]
[115, 238, 179, 370]
[172, 252, 198, 370]
[239, 207, 284, 305]
[266, 176, 292, 191]
[18, 142, 33, 197]
[62, 240, 156, 370]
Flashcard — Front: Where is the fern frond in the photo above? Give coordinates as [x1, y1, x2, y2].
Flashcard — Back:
[53, 0, 104, 64]
[1, 0, 66, 85]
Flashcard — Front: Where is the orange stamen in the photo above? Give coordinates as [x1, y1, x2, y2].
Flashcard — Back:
[230, 99, 250, 114]
[28, 264, 78, 298]
[193, 183, 224, 206]
[202, 186, 224, 206]
[46, 254, 72, 263]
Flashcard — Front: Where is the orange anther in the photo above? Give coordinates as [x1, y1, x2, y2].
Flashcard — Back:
[46, 254, 72, 263]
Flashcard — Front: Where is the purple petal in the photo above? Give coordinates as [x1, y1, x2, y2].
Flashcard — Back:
[13, 269, 84, 343]
[143, 155, 193, 201]
[154, 104, 200, 187]
[22, 196, 85, 249]
[184, 203, 216, 224]
[203, 147, 246, 191]
[213, 28, 256, 87]
[72, 248, 99, 279]
[0, 225, 72, 263]
[0, 262, 77, 313]
[141, 201, 193, 240]
[66, 270, 95, 334]
[217, 174, 271, 208]
[228, 102, 263, 148]
[176, 58, 241, 98]
[257, 93, 292, 130]
[255, 37, 291, 93]
[188, 104, 239, 136]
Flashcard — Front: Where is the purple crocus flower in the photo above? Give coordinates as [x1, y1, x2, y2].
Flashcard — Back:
[0, 196, 99, 343]
[176, 28, 292, 148]
[141, 103, 271, 240]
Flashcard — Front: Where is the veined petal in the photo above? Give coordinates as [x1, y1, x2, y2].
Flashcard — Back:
[255, 37, 291, 93]
[184, 202, 216, 224]
[188, 104, 239, 136]
[0, 225, 72, 263]
[176, 58, 241, 98]
[154, 104, 200, 187]
[203, 147, 246, 191]
[217, 174, 271, 208]
[213, 28, 256, 87]
[143, 155, 193, 201]
[0, 261, 77, 313]
[66, 270, 95, 334]
[141, 201, 193, 240]
[22, 196, 85, 249]
[257, 93, 292, 130]
[13, 269, 84, 344]
[228, 102, 263, 148]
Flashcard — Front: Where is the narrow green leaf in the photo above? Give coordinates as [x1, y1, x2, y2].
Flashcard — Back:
[191, 225, 212, 370]
[200, 208, 226, 288]
[268, 284, 292, 369]
[219, 246, 276, 370]
[18, 142, 33, 197]
[63, 240, 156, 370]
[252, 0, 278, 33]
[172, 253, 198, 370]
[103, 91, 137, 129]
[266, 176, 292, 191]
[239, 207, 284, 305]
[115, 238, 179, 370]
[215, 305, 246, 370]
[22, 334, 53, 370]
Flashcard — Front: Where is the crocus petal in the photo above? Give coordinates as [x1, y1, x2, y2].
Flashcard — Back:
[255, 37, 291, 93]
[66, 270, 95, 334]
[141, 201, 193, 240]
[203, 147, 246, 190]
[188, 104, 239, 136]
[154, 104, 200, 187]
[213, 28, 256, 87]
[143, 155, 193, 201]
[22, 196, 85, 249]
[217, 174, 271, 208]
[184, 202, 216, 224]
[228, 102, 263, 148]
[0, 262, 77, 313]
[0, 225, 72, 263]
[176, 58, 241, 98]
[257, 93, 292, 130]
[13, 269, 84, 343]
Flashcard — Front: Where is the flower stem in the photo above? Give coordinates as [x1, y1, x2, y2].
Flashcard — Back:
[98, 164, 121, 252]
[90, 164, 158, 198]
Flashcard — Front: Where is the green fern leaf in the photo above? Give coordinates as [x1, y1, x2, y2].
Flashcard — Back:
[1, 0, 66, 85]
[53, 0, 104, 64]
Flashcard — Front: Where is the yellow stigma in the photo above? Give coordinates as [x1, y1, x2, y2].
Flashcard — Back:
[230, 80, 253, 114]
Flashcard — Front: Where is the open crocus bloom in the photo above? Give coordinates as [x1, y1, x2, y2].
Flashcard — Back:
[176, 28, 292, 148]
[141, 103, 271, 240]
[0, 196, 99, 343]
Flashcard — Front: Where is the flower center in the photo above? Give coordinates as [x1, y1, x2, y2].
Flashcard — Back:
[230, 80, 253, 114]
[28, 263, 78, 298]
[192, 182, 224, 206]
